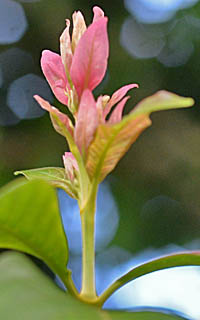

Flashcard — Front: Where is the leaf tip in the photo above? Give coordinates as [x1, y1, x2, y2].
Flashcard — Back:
[14, 171, 20, 176]
[14, 171, 27, 179]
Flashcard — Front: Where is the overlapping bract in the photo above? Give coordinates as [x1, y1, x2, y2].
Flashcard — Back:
[40, 6, 108, 110]
[34, 6, 194, 197]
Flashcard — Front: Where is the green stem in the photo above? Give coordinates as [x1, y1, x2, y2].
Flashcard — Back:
[61, 270, 80, 298]
[79, 188, 98, 301]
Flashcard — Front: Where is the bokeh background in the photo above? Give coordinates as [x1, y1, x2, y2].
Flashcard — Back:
[1, 0, 200, 319]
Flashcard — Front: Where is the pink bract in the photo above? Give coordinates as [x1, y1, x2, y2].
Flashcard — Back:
[41, 51, 69, 106]
[70, 17, 108, 98]
[103, 83, 139, 119]
[74, 89, 98, 155]
[34, 95, 73, 136]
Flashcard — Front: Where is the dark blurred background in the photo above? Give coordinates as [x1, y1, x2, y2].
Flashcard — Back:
[1, 0, 200, 317]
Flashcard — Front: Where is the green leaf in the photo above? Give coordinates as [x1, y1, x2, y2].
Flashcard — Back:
[15, 167, 78, 199]
[99, 252, 200, 305]
[132, 90, 194, 115]
[0, 178, 77, 295]
[86, 91, 194, 183]
[0, 251, 186, 320]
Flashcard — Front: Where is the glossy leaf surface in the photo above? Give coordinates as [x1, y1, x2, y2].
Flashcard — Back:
[0, 179, 70, 287]
[0, 251, 186, 320]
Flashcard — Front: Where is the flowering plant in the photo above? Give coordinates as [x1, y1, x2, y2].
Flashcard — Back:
[0, 5, 199, 320]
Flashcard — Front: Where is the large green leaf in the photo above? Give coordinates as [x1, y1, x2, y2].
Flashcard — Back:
[86, 91, 194, 183]
[100, 252, 200, 304]
[0, 251, 187, 320]
[15, 167, 78, 199]
[0, 179, 77, 295]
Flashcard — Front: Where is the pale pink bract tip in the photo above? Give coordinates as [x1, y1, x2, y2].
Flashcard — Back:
[93, 6, 105, 22]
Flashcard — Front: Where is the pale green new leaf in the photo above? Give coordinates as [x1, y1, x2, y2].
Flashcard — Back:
[86, 91, 194, 183]
[99, 252, 200, 305]
[15, 167, 78, 199]
[0, 179, 77, 295]
[0, 251, 187, 320]
[132, 90, 194, 115]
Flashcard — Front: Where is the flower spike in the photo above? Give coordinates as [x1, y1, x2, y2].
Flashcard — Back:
[40, 6, 109, 111]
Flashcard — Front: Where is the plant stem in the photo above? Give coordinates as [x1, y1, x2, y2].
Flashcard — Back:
[62, 270, 80, 297]
[80, 189, 97, 301]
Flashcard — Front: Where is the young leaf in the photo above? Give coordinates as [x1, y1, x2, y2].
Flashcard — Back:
[71, 11, 87, 52]
[0, 251, 187, 320]
[108, 96, 130, 125]
[60, 19, 73, 72]
[86, 114, 151, 182]
[34, 95, 74, 137]
[14, 167, 78, 199]
[0, 179, 77, 295]
[132, 90, 194, 115]
[103, 83, 138, 119]
[86, 91, 194, 183]
[99, 251, 200, 305]
[70, 17, 109, 97]
[41, 50, 69, 105]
